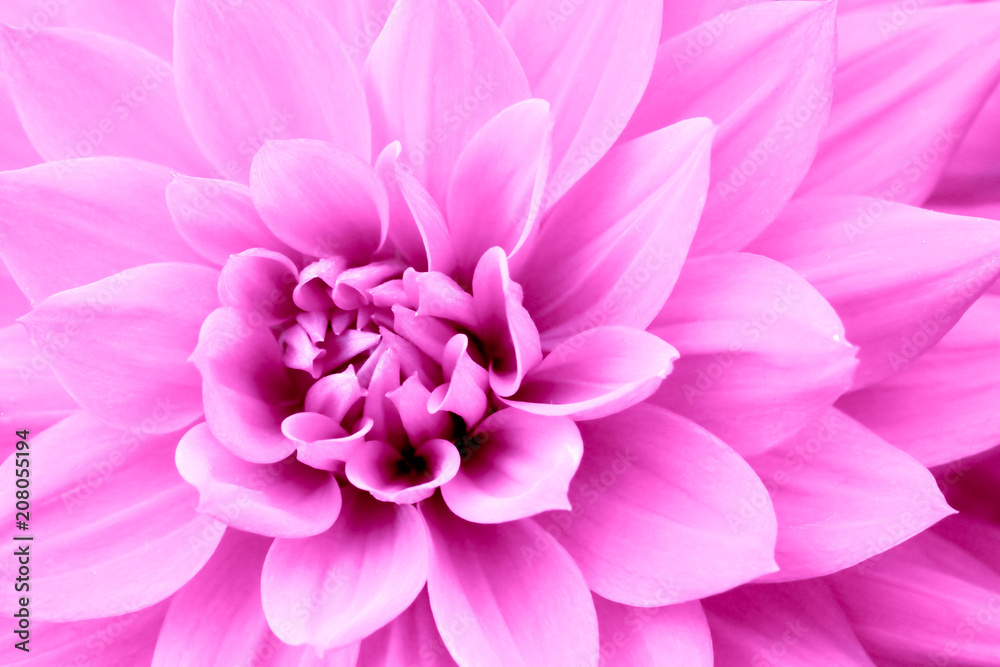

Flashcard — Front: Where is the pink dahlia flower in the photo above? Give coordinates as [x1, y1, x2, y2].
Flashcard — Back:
[1, 0, 1000, 664]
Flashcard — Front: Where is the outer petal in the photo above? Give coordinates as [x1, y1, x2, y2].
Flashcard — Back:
[0, 158, 205, 304]
[505, 327, 678, 420]
[250, 140, 387, 264]
[828, 531, 1000, 666]
[797, 2, 1000, 203]
[153, 530, 359, 667]
[262, 488, 430, 652]
[63, 0, 175, 60]
[0, 25, 209, 173]
[703, 579, 876, 667]
[363, 0, 530, 206]
[442, 409, 583, 523]
[176, 423, 342, 539]
[0, 324, 77, 436]
[933, 85, 1000, 206]
[747, 197, 1000, 388]
[356, 589, 458, 667]
[593, 596, 713, 667]
[174, 0, 370, 179]
[541, 404, 778, 605]
[422, 496, 599, 667]
[625, 0, 837, 254]
[0, 83, 39, 170]
[501, 0, 662, 203]
[0, 413, 223, 621]
[748, 409, 953, 582]
[838, 295, 1000, 467]
[648, 253, 857, 457]
[514, 118, 712, 343]
[20, 263, 218, 433]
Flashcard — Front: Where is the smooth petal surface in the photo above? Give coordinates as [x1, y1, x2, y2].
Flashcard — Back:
[356, 589, 458, 667]
[0, 413, 223, 621]
[933, 85, 1000, 206]
[262, 488, 430, 651]
[0, 324, 77, 436]
[63, 0, 175, 60]
[174, 0, 370, 178]
[648, 253, 857, 457]
[748, 409, 953, 582]
[501, 0, 662, 204]
[797, 2, 1000, 203]
[506, 327, 678, 420]
[167, 175, 296, 266]
[176, 423, 342, 538]
[593, 596, 713, 667]
[0, 158, 204, 303]
[0, 83, 39, 170]
[422, 496, 599, 667]
[192, 307, 300, 464]
[364, 0, 530, 206]
[704, 579, 876, 667]
[838, 295, 1000, 467]
[445, 98, 551, 278]
[747, 197, 1000, 388]
[442, 409, 582, 523]
[542, 404, 778, 605]
[0, 25, 209, 173]
[625, 0, 837, 253]
[20, 263, 218, 433]
[515, 118, 712, 343]
[250, 140, 387, 263]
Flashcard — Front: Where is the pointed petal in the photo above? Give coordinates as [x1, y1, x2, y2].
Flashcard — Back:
[63, 0, 175, 60]
[648, 253, 857, 457]
[20, 263, 218, 433]
[442, 409, 582, 523]
[176, 423, 342, 538]
[0, 158, 205, 304]
[748, 196, 1000, 388]
[626, 0, 837, 253]
[501, 0, 662, 203]
[515, 118, 712, 343]
[217, 249, 299, 325]
[422, 496, 599, 667]
[593, 596, 713, 667]
[797, 3, 1000, 203]
[363, 0, 530, 206]
[544, 404, 778, 605]
[174, 0, 370, 178]
[0, 413, 223, 621]
[250, 140, 387, 264]
[505, 327, 678, 420]
[445, 98, 551, 279]
[262, 488, 429, 651]
[0, 324, 77, 436]
[839, 294, 1000, 467]
[356, 589, 458, 667]
[704, 579, 876, 667]
[167, 175, 296, 266]
[192, 307, 299, 464]
[749, 409, 953, 582]
[0, 25, 210, 173]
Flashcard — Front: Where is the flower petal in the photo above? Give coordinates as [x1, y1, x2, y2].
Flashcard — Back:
[63, 0, 175, 60]
[748, 409, 953, 582]
[356, 589, 458, 667]
[647, 253, 857, 457]
[0, 82, 39, 170]
[250, 139, 387, 264]
[505, 326, 678, 420]
[0, 25, 209, 173]
[442, 408, 582, 523]
[445, 98, 551, 280]
[174, 0, 370, 178]
[0, 158, 205, 304]
[932, 86, 1000, 207]
[261, 488, 430, 652]
[593, 596, 713, 667]
[422, 495, 599, 667]
[0, 324, 76, 437]
[747, 196, 1000, 388]
[626, 0, 837, 254]
[838, 295, 1000, 467]
[514, 117, 713, 344]
[797, 2, 1000, 204]
[0, 413, 223, 621]
[502, 0, 662, 204]
[20, 263, 218, 433]
[363, 0, 530, 206]
[176, 423, 342, 539]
